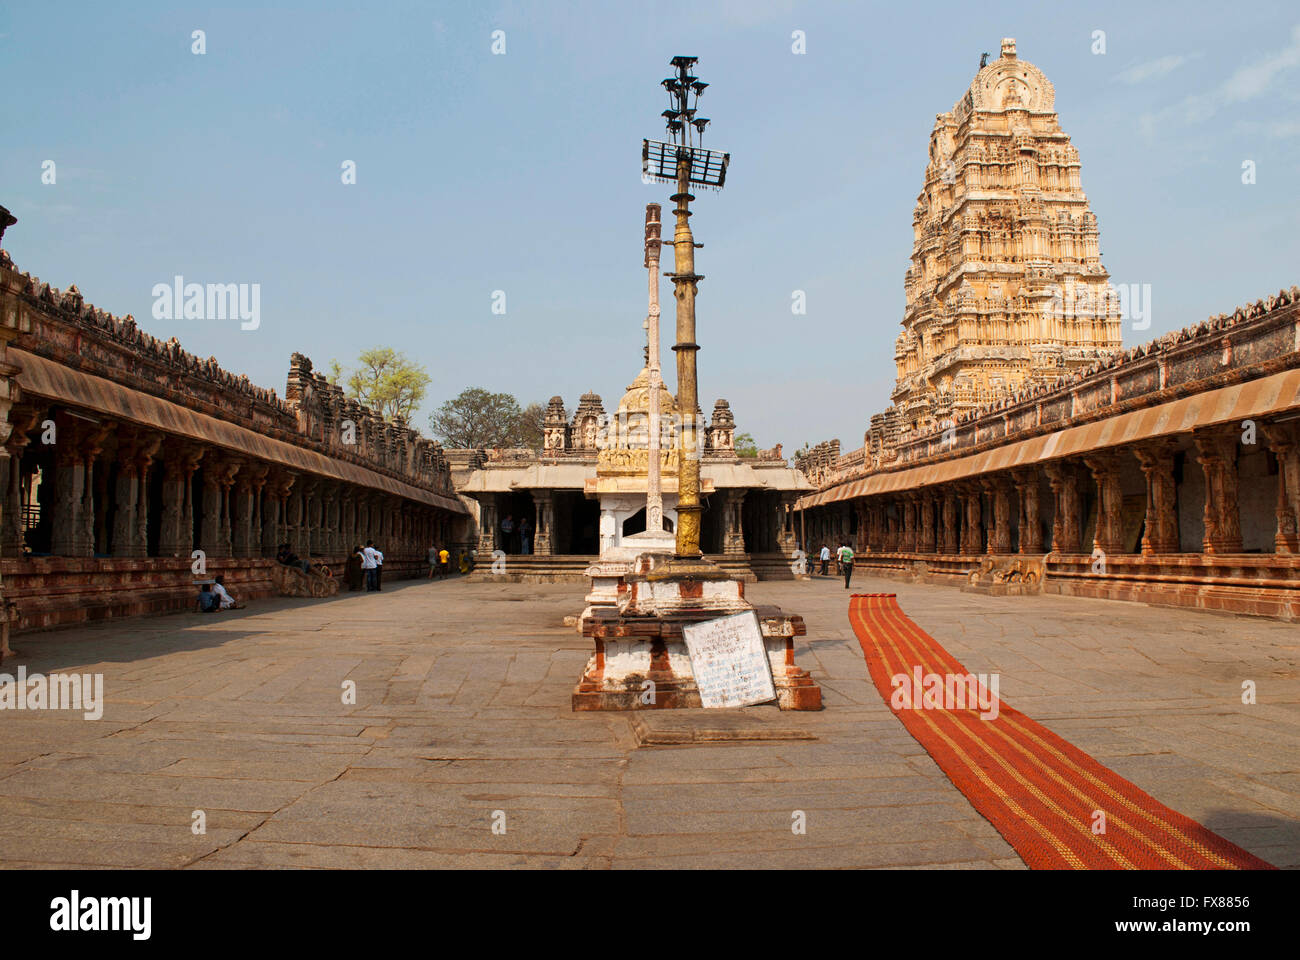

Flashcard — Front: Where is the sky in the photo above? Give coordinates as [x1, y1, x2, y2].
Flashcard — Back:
[2, 0, 1297, 455]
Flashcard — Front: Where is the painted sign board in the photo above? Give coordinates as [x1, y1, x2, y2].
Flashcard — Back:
[682, 611, 777, 708]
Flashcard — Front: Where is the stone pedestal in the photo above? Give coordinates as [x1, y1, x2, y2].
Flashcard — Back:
[574, 564, 822, 712]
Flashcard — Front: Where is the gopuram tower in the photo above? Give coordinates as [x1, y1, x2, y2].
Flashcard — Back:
[892, 38, 1123, 435]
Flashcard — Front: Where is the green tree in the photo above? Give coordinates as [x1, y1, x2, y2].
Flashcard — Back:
[337, 347, 430, 423]
[430, 389, 525, 449]
[516, 401, 547, 450]
[735, 432, 759, 458]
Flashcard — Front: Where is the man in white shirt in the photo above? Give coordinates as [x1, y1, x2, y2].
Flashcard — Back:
[818, 544, 830, 577]
[362, 540, 379, 591]
[212, 575, 244, 610]
[373, 545, 385, 591]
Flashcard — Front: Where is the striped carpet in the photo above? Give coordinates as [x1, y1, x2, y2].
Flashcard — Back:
[849, 593, 1275, 870]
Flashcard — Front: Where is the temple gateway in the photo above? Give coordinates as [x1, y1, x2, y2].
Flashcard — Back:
[455, 361, 811, 581]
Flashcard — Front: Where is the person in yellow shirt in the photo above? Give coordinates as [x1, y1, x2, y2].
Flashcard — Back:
[438, 547, 450, 579]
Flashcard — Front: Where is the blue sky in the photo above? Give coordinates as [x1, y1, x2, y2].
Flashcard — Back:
[2, 0, 1297, 453]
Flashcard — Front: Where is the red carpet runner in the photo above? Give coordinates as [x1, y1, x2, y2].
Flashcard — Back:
[849, 593, 1275, 870]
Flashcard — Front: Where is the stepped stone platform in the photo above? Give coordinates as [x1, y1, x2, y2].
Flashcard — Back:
[470, 553, 801, 584]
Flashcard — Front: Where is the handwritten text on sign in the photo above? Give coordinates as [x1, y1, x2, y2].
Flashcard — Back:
[682, 612, 777, 708]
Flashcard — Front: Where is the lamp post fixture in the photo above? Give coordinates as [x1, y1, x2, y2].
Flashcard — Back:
[642, 55, 729, 568]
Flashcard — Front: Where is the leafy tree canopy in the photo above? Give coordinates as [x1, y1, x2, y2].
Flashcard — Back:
[330, 347, 430, 423]
[516, 401, 547, 450]
[430, 388, 527, 449]
[735, 431, 759, 458]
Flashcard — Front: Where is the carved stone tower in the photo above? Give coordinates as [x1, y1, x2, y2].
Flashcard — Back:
[543, 396, 569, 452]
[892, 38, 1123, 434]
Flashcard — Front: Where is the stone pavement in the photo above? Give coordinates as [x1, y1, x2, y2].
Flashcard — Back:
[0, 574, 1296, 869]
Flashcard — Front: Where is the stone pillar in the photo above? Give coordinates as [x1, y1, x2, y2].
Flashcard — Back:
[133, 433, 162, 556]
[93, 457, 111, 555]
[1013, 469, 1044, 554]
[941, 490, 959, 555]
[853, 501, 868, 554]
[1045, 460, 1081, 554]
[960, 484, 982, 555]
[1084, 452, 1126, 556]
[111, 433, 142, 557]
[1192, 429, 1243, 554]
[50, 415, 106, 557]
[299, 480, 317, 555]
[723, 490, 746, 556]
[338, 490, 352, 552]
[777, 494, 799, 556]
[1133, 440, 1180, 555]
[531, 490, 553, 556]
[230, 466, 255, 559]
[1261, 422, 1300, 555]
[78, 421, 112, 557]
[199, 457, 223, 558]
[322, 482, 341, 555]
[984, 476, 1012, 555]
[217, 459, 242, 559]
[287, 487, 304, 555]
[918, 492, 936, 553]
[246, 463, 269, 557]
[478, 494, 497, 555]
[264, 472, 294, 555]
[160, 444, 203, 558]
[0, 405, 40, 555]
[900, 495, 916, 553]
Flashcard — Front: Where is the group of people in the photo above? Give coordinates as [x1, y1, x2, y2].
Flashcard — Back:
[196, 575, 245, 612]
[198, 537, 476, 613]
[498, 514, 533, 555]
[809, 542, 856, 588]
[343, 541, 474, 589]
[427, 545, 473, 579]
[340, 541, 385, 591]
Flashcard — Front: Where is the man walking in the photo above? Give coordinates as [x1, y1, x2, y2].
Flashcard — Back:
[837, 541, 854, 589]
[427, 544, 439, 579]
[819, 544, 830, 577]
[373, 543, 385, 590]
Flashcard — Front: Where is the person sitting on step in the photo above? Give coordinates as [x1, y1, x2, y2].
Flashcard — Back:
[212, 575, 245, 610]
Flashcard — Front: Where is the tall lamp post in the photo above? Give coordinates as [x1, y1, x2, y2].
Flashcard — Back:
[642, 56, 729, 570]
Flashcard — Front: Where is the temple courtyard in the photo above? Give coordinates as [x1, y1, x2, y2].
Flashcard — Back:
[0, 578, 1296, 870]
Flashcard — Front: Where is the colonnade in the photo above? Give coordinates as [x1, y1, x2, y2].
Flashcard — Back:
[3, 407, 462, 562]
[799, 421, 1300, 560]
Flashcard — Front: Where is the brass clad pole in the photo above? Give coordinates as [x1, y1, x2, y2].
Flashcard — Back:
[670, 152, 702, 558]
